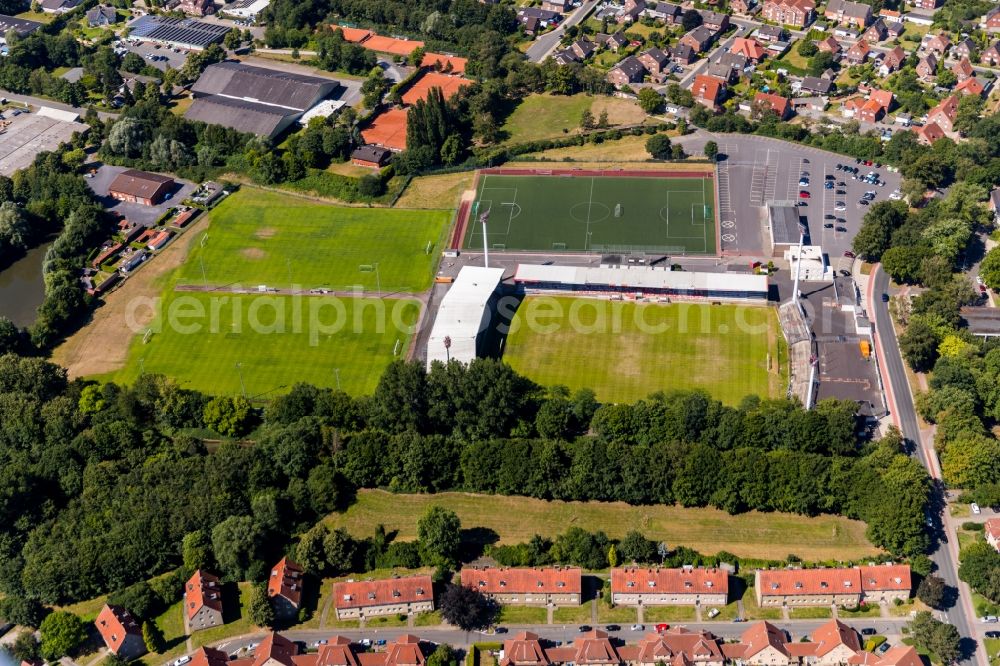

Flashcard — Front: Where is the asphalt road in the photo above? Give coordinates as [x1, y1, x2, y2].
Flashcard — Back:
[0, 88, 117, 121]
[525, 0, 602, 63]
[211, 618, 912, 660]
[870, 266, 984, 666]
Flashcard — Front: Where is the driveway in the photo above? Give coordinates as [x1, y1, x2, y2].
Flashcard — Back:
[86, 164, 196, 227]
[526, 0, 601, 63]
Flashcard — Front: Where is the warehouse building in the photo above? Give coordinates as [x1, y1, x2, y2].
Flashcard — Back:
[426, 266, 506, 370]
[127, 15, 230, 49]
[108, 169, 175, 206]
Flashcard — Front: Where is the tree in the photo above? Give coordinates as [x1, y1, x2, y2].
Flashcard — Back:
[297, 524, 330, 575]
[881, 245, 929, 284]
[39, 611, 87, 661]
[580, 109, 595, 130]
[211, 515, 264, 580]
[597, 110, 609, 129]
[142, 620, 165, 653]
[681, 9, 703, 30]
[797, 39, 818, 57]
[361, 67, 390, 109]
[607, 544, 618, 568]
[704, 140, 719, 161]
[0, 596, 46, 628]
[808, 51, 837, 77]
[916, 574, 947, 609]
[247, 583, 275, 628]
[202, 395, 254, 437]
[182, 530, 213, 571]
[637, 88, 663, 114]
[418, 506, 462, 567]
[959, 541, 1000, 602]
[852, 201, 906, 260]
[908, 612, 961, 664]
[10, 630, 41, 663]
[618, 530, 658, 563]
[107, 117, 148, 158]
[979, 246, 1000, 290]
[0, 201, 29, 253]
[437, 584, 497, 631]
[426, 644, 459, 666]
[646, 134, 673, 159]
[899, 316, 941, 372]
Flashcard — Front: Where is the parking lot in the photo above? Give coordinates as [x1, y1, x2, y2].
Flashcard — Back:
[0, 110, 89, 176]
[122, 40, 191, 71]
[679, 133, 902, 263]
[86, 164, 196, 226]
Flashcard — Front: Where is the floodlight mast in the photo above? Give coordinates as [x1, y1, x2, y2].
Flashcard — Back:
[480, 210, 490, 268]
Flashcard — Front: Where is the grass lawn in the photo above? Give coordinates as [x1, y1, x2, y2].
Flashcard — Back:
[108, 292, 419, 397]
[888, 598, 925, 617]
[552, 604, 594, 624]
[16, 9, 54, 21]
[179, 188, 450, 293]
[838, 604, 882, 618]
[642, 606, 698, 622]
[57, 594, 109, 622]
[501, 95, 647, 145]
[413, 611, 443, 626]
[498, 605, 548, 624]
[985, 638, 1000, 666]
[364, 614, 409, 628]
[190, 583, 256, 649]
[597, 600, 636, 624]
[503, 298, 787, 405]
[168, 95, 194, 116]
[325, 490, 879, 561]
[974, 593, 1000, 617]
[788, 606, 833, 619]
[395, 172, 475, 210]
[523, 134, 654, 161]
[152, 601, 188, 662]
[741, 591, 782, 621]
[778, 46, 810, 72]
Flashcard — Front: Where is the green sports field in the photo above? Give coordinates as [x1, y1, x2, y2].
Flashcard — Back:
[463, 173, 716, 254]
[110, 291, 420, 397]
[180, 189, 451, 293]
[503, 297, 786, 405]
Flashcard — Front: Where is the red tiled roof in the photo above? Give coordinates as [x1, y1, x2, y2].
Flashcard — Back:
[850, 652, 881, 665]
[384, 635, 426, 666]
[986, 518, 1000, 541]
[572, 630, 620, 665]
[462, 567, 582, 596]
[502, 632, 550, 666]
[859, 564, 911, 592]
[253, 633, 299, 666]
[317, 637, 361, 666]
[422, 53, 468, 74]
[956, 77, 985, 96]
[916, 122, 945, 144]
[875, 646, 923, 666]
[757, 568, 862, 597]
[95, 605, 142, 654]
[869, 89, 893, 110]
[818, 36, 841, 52]
[186, 570, 223, 620]
[740, 622, 789, 659]
[612, 567, 728, 595]
[731, 37, 766, 59]
[811, 619, 862, 657]
[191, 647, 230, 666]
[692, 75, 723, 102]
[269, 557, 305, 607]
[635, 629, 725, 664]
[754, 92, 791, 116]
[860, 99, 883, 117]
[785, 643, 819, 658]
[333, 575, 433, 611]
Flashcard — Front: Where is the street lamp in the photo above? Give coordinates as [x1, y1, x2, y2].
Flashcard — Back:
[444, 335, 451, 363]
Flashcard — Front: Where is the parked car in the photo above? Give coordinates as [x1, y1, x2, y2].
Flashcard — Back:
[824, 223, 834, 229]
[844, 251, 855, 258]
[859, 199, 870, 206]
[836, 226, 847, 232]
[606, 625, 621, 632]
[707, 608, 720, 618]
[861, 628, 877, 636]
[799, 191, 810, 198]
[825, 181, 834, 189]
[835, 202, 847, 211]
[972, 502, 982, 514]
[631, 624, 645, 632]
[495, 627, 509, 634]
[986, 631, 1000, 638]
[799, 179, 810, 187]
[981, 616, 999, 623]
[882, 293, 889, 302]
[173, 658, 192, 666]
[579, 626, 593, 632]
[656, 624, 670, 633]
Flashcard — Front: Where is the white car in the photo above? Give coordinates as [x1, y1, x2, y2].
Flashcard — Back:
[631, 624, 645, 631]
[707, 608, 720, 618]
[834, 203, 847, 211]
[972, 502, 981, 515]
[173, 658, 192, 666]
[798, 179, 809, 187]
[889, 190, 902, 200]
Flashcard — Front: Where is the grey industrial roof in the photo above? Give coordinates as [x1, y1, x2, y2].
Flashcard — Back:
[184, 95, 290, 136]
[0, 13, 43, 36]
[768, 203, 805, 246]
[128, 15, 229, 48]
[961, 307, 1000, 336]
[192, 61, 339, 112]
[351, 145, 391, 163]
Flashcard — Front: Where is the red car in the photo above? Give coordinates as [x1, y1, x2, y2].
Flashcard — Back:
[799, 191, 810, 198]
[844, 251, 855, 258]
[656, 624, 670, 633]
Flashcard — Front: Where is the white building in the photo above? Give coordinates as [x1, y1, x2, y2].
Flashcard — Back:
[221, 0, 271, 18]
[784, 245, 832, 281]
[426, 266, 505, 370]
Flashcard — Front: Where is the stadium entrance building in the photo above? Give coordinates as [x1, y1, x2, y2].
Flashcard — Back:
[426, 266, 506, 370]
[513, 264, 769, 304]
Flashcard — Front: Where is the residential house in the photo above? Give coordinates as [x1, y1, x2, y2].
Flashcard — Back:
[952, 37, 976, 60]
[761, 0, 815, 27]
[147, 230, 172, 251]
[173, 0, 214, 15]
[800, 76, 833, 94]
[878, 46, 906, 76]
[189, 647, 230, 666]
[559, 629, 621, 666]
[706, 52, 748, 83]
[927, 94, 959, 133]
[858, 564, 912, 604]
[986, 518, 1000, 551]
[916, 121, 945, 145]
[671, 44, 697, 64]
[730, 0, 754, 15]
[731, 622, 793, 666]
[957, 76, 987, 97]
[885, 20, 904, 38]
[460, 567, 583, 606]
[541, 0, 570, 12]
[619, 0, 646, 23]
[910, 0, 940, 9]
[915, 54, 937, 81]
[755, 24, 786, 42]
[923, 32, 950, 55]
[857, 98, 885, 123]
[629, 628, 726, 666]
[552, 49, 579, 65]
[698, 9, 730, 31]
[982, 41, 1000, 66]
[86, 5, 118, 26]
[845, 39, 870, 64]
[607, 56, 646, 86]
[824, 0, 871, 27]
[951, 57, 974, 81]
[731, 37, 766, 62]
[186, 570, 224, 632]
[817, 35, 841, 55]
[637, 48, 673, 82]
[351, 145, 392, 168]
[95, 605, 146, 661]
[984, 6, 1000, 32]
[109, 169, 175, 206]
[268, 558, 305, 618]
[680, 25, 717, 52]
[517, 8, 561, 31]
[40, 0, 83, 12]
[862, 19, 886, 43]
[753, 92, 793, 119]
[611, 567, 729, 607]
[691, 75, 725, 110]
[755, 565, 911, 607]
[642, 1, 683, 23]
[601, 31, 628, 51]
[333, 575, 435, 620]
[570, 37, 596, 60]
[875, 647, 924, 666]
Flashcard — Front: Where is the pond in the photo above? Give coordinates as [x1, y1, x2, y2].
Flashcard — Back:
[0, 242, 52, 328]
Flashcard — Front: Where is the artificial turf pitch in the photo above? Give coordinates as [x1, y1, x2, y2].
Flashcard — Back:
[503, 297, 787, 405]
[180, 189, 451, 293]
[463, 174, 715, 254]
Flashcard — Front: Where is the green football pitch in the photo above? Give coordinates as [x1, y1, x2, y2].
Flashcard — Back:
[503, 297, 787, 405]
[180, 189, 451, 293]
[463, 174, 716, 254]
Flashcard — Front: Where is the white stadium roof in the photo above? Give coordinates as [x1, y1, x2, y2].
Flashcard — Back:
[426, 266, 505, 370]
[513, 264, 767, 295]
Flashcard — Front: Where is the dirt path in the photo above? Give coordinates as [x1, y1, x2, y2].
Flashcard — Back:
[51, 216, 210, 379]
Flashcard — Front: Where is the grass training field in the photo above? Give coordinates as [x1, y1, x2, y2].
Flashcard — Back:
[109, 291, 419, 398]
[326, 490, 879, 561]
[502, 298, 786, 405]
[464, 173, 715, 254]
[180, 189, 451, 293]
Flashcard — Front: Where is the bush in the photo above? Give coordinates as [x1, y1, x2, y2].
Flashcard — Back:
[962, 521, 985, 532]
